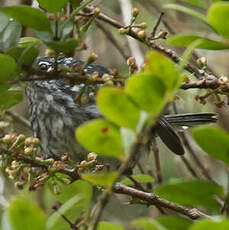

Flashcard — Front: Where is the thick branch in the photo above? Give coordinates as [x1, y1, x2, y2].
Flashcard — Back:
[113, 183, 210, 219]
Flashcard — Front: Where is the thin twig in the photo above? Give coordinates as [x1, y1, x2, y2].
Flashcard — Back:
[127, 175, 146, 192]
[181, 155, 199, 178]
[152, 138, 162, 184]
[151, 12, 164, 38]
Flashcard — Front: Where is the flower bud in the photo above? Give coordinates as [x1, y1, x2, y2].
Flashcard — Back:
[2, 134, 12, 144]
[102, 74, 113, 81]
[157, 31, 168, 39]
[132, 8, 139, 17]
[119, 28, 128, 35]
[87, 52, 98, 64]
[24, 147, 33, 155]
[196, 57, 207, 68]
[139, 22, 147, 29]
[218, 76, 228, 84]
[32, 138, 40, 145]
[25, 137, 34, 146]
[87, 152, 97, 161]
[127, 57, 136, 66]
[61, 154, 69, 161]
[137, 30, 146, 40]
[94, 7, 101, 16]
[11, 161, 20, 170]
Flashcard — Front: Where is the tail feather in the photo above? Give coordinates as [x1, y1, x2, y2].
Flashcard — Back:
[164, 113, 217, 127]
[155, 113, 217, 155]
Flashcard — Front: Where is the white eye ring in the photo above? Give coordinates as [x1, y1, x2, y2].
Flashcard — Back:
[39, 62, 51, 71]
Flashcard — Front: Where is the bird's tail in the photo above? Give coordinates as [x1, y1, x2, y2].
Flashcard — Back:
[164, 113, 217, 127]
[155, 113, 217, 156]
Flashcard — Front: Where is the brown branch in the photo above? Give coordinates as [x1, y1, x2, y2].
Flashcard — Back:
[4, 147, 213, 221]
[181, 155, 199, 178]
[181, 77, 228, 90]
[14, 154, 80, 180]
[152, 139, 162, 184]
[151, 12, 164, 38]
[85, 5, 222, 81]
[113, 183, 210, 219]
[139, 0, 219, 78]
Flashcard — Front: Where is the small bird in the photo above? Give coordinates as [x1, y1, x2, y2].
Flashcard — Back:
[25, 57, 217, 162]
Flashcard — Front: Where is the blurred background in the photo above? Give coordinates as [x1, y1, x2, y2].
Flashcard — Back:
[0, 0, 228, 226]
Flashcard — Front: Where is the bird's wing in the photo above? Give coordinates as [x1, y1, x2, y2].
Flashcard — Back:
[155, 116, 185, 155]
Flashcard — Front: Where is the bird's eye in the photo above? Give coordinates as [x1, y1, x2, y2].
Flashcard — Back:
[39, 63, 49, 71]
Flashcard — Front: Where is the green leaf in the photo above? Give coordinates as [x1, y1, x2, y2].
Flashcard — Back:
[4, 199, 46, 230]
[97, 87, 140, 130]
[97, 222, 124, 230]
[192, 125, 229, 164]
[0, 54, 17, 83]
[155, 179, 223, 211]
[46, 38, 80, 53]
[164, 3, 208, 23]
[125, 72, 166, 116]
[0, 18, 22, 51]
[167, 34, 229, 50]
[0, 88, 23, 110]
[82, 172, 118, 187]
[144, 51, 182, 93]
[38, 0, 68, 13]
[19, 37, 42, 47]
[190, 217, 229, 230]
[178, 39, 203, 71]
[132, 218, 167, 230]
[207, 2, 229, 37]
[7, 46, 39, 66]
[76, 119, 124, 160]
[156, 216, 192, 230]
[0, 12, 9, 33]
[47, 180, 92, 230]
[55, 180, 92, 204]
[2, 6, 50, 31]
[181, 0, 208, 9]
[70, 0, 83, 8]
[47, 195, 83, 230]
[121, 174, 154, 186]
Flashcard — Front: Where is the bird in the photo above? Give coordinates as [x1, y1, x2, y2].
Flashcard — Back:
[25, 57, 217, 164]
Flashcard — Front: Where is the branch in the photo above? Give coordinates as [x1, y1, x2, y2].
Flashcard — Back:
[113, 183, 210, 219]
[181, 76, 228, 91]
[85, 5, 221, 80]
